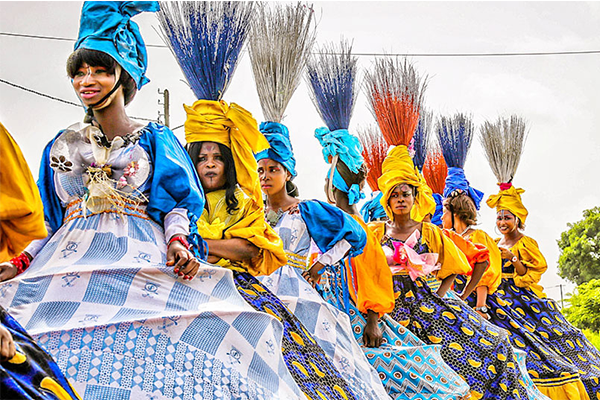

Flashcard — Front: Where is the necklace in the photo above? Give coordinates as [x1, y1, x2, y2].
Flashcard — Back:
[458, 225, 471, 236]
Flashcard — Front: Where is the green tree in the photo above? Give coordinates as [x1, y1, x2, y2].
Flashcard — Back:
[557, 206, 600, 285]
[562, 279, 600, 332]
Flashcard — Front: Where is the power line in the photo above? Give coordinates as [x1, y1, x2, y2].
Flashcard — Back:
[2, 31, 600, 57]
[0, 78, 157, 122]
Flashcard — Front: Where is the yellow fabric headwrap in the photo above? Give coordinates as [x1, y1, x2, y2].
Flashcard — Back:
[486, 185, 528, 224]
[184, 100, 270, 206]
[377, 145, 436, 222]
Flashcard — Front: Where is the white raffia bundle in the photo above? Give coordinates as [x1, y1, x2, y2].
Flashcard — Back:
[480, 115, 528, 184]
[249, 2, 316, 122]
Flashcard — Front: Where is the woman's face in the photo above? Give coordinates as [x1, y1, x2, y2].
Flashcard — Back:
[441, 199, 453, 229]
[388, 184, 414, 216]
[71, 62, 120, 107]
[496, 210, 518, 235]
[196, 142, 227, 192]
[257, 158, 289, 196]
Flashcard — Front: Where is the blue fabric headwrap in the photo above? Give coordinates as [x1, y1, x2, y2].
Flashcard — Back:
[360, 191, 387, 222]
[74, 1, 159, 89]
[255, 121, 297, 178]
[431, 193, 444, 226]
[443, 167, 485, 210]
[314, 127, 364, 174]
[329, 167, 365, 205]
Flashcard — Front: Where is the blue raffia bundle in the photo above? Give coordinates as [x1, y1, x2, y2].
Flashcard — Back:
[411, 110, 432, 171]
[436, 113, 474, 169]
[157, 1, 255, 100]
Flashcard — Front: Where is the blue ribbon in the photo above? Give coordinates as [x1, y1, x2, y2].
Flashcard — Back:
[330, 167, 365, 205]
[443, 167, 484, 210]
[255, 121, 297, 177]
[431, 193, 444, 227]
[314, 127, 364, 174]
[75, 1, 159, 89]
[360, 191, 387, 222]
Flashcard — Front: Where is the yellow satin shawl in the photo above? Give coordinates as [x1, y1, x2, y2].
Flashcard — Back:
[486, 185, 528, 224]
[197, 188, 286, 276]
[377, 145, 436, 222]
[0, 123, 47, 261]
[184, 100, 269, 206]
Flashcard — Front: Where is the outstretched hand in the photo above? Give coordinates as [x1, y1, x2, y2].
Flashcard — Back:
[167, 240, 201, 281]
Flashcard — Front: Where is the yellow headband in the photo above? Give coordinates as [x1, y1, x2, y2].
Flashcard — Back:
[486, 185, 528, 224]
[184, 99, 269, 205]
[378, 145, 436, 222]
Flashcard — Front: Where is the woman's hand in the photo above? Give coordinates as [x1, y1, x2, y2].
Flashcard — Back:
[498, 246, 514, 260]
[167, 238, 200, 280]
[0, 262, 18, 282]
[302, 261, 324, 288]
[0, 325, 16, 362]
[363, 310, 383, 348]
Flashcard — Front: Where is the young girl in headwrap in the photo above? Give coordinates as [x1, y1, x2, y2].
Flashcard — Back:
[184, 100, 362, 400]
[481, 115, 599, 400]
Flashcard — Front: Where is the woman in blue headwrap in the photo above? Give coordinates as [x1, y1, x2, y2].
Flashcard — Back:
[0, 3, 308, 399]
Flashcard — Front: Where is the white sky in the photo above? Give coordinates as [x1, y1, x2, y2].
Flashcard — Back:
[1, 1, 599, 302]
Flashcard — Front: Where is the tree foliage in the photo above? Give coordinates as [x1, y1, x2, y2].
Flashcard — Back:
[557, 206, 600, 285]
[563, 279, 600, 332]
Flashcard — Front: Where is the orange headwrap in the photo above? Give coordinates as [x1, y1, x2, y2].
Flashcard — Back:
[184, 100, 269, 206]
[378, 145, 436, 222]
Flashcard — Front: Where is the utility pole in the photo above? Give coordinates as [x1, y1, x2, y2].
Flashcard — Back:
[559, 284, 564, 309]
[158, 88, 170, 128]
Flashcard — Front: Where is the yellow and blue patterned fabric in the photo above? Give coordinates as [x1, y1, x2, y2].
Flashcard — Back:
[1, 308, 80, 399]
[369, 221, 532, 400]
[471, 236, 600, 399]
[74, 1, 159, 89]
[255, 121, 297, 178]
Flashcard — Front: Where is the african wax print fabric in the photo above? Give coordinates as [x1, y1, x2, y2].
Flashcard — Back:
[458, 236, 600, 399]
[0, 307, 80, 399]
[379, 231, 531, 400]
[0, 124, 304, 399]
[319, 262, 470, 400]
[234, 271, 363, 400]
[258, 207, 392, 399]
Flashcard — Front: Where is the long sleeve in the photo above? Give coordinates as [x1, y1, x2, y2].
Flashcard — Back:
[0, 124, 48, 261]
[316, 239, 351, 266]
[469, 229, 502, 294]
[348, 215, 395, 316]
[421, 223, 471, 280]
[510, 236, 547, 298]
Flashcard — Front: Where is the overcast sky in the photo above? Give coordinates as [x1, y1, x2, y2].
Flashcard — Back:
[1, 1, 599, 301]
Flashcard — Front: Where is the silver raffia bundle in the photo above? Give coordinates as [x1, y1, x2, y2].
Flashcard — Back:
[480, 115, 528, 184]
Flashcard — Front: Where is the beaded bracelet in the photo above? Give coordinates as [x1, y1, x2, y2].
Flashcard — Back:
[10, 253, 31, 275]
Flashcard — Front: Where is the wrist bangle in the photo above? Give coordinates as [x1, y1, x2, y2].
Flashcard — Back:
[168, 235, 190, 250]
[10, 253, 31, 275]
[511, 256, 518, 263]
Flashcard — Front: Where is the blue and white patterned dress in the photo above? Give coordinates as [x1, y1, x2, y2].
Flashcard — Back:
[261, 204, 470, 399]
[0, 123, 305, 400]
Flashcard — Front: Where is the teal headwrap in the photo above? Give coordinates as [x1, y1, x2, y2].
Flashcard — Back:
[255, 122, 297, 178]
[74, 1, 159, 89]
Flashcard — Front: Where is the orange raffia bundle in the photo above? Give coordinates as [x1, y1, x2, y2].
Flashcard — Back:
[364, 57, 427, 147]
[357, 124, 389, 191]
[423, 149, 447, 195]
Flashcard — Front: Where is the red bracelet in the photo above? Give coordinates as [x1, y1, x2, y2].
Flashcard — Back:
[168, 236, 190, 250]
[10, 253, 31, 275]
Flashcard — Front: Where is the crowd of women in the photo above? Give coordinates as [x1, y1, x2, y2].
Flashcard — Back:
[1, 2, 599, 400]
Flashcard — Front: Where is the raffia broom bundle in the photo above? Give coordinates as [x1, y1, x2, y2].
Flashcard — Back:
[412, 109, 433, 171]
[249, 2, 316, 122]
[357, 124, 389, 192]
[435, 113, 475, 170]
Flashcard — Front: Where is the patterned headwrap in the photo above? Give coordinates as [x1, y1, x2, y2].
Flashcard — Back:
[378, 145, 436, 222]
[443, 167, 485, 210]
[74, 1, 159, 89]
[184, 100, 269, 205]
[486, 183, 528, 224]
[255, 122, 297, 178]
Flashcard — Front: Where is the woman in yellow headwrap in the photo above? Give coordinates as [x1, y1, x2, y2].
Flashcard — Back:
[369, 144, 535, 400]
[481, 116, 598, 398]
[184, 99, 363, 400]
